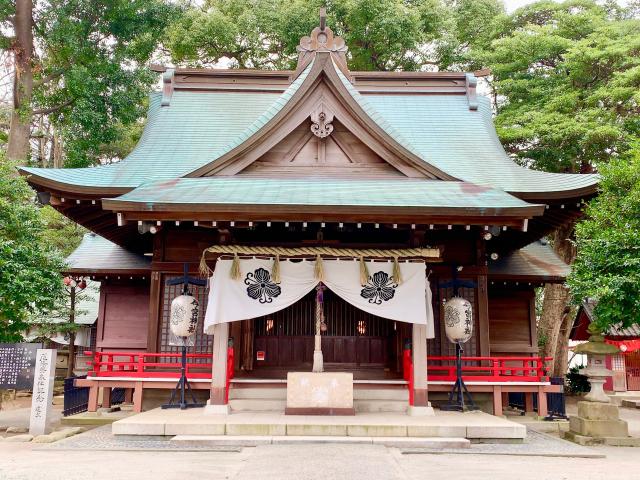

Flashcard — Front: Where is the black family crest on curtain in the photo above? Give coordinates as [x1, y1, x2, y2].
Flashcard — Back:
[245, 267, 282, 303]
[360, 271, 398, 305]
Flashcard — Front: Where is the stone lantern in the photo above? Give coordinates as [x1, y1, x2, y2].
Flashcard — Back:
[564, 324, 639, 446]
[573, 328, 618, 403]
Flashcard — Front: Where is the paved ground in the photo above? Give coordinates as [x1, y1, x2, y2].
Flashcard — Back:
[1, 395, 640, 480]
[1, 440, 639, 480]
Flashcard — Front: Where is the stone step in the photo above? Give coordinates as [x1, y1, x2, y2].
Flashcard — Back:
[229, 387, 408, 401]
[229, 387, 286, 400]
[230, 399, 287, 412]
[354, 400, 407, 413]
[621, 399, 640, 409]
[170, 434, 471, 449]
[354, 388, 408, 401]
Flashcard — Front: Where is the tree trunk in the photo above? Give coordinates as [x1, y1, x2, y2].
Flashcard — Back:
[537, 221, 577, 376]
[66, 286, 76, 378]
[7, 0, 34, 163]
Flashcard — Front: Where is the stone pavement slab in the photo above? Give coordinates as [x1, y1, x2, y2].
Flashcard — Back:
[112, 407, 526, 439]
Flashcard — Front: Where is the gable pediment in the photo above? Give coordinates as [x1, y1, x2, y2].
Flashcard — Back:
[239, 119, 406, 178]
[207, 79, 428, 178]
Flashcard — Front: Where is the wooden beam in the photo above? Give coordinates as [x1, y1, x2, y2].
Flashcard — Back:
[146, 271, 162, 352]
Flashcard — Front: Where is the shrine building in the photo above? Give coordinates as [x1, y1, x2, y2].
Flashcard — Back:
[20, 15, 598, 420]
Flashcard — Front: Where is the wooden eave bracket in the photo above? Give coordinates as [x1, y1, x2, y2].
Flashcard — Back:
[161, 68, 175, 107]
[465, 73, 478, 111]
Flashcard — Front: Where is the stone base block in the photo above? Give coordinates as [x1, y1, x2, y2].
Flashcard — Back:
[602, 436, 640, 447]
[407, 405, 435, 417]
[204, 403, 230, 415]
[564, 431, 640, 447]
[286, 424, 347, 436]
[569, 416, 628, 438]
[577, 401, 620, 420]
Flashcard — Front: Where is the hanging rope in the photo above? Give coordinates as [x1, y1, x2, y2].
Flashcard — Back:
[392, 256, 403, 284]
[359, 255, 370, 285]
[271, 254, 281, 283]
[199, 245, 441, 277]
[314, 254, 324, 281]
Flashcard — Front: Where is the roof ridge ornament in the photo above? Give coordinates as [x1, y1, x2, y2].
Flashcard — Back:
[161, 68, 175, 107]
[292, 7, 349, 81]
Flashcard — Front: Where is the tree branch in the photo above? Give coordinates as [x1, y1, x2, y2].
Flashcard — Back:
[32, 99, 74, 115]
[33, 69, 65, 88]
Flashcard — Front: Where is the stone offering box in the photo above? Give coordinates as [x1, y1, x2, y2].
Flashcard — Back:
[285, 372, 355, 415]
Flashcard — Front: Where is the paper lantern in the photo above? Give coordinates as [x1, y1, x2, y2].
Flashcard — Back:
[170, 294, 199, 338]
[443, 297, 473, 343]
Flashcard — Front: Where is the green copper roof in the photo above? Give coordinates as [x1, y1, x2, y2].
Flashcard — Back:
[65, 233, 151, 273]
[20, 65, 312, 190]
[489, 240, 570, 281]
[335, 70, 598, 196]
[103, 177, 542, 215]
[20, 60, 597, 198]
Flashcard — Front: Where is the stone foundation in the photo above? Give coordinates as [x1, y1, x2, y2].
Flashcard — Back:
[564, 400, 639, 446]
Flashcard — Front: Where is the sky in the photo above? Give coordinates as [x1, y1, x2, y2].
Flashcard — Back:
[504, 0, 545, 11]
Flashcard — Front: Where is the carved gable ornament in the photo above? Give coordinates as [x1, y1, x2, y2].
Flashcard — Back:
[310, 103, 334, 138]
[294, 8, 350, 79]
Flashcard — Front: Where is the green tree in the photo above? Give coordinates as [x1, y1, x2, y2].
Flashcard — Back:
[167, 0, 446, 71]
[568, 146, 640, 331]
[466, 1, 639, 172]
[457, 0, 639, 376]
[0, 156, 64, 342]
[0, 0, 178, 166]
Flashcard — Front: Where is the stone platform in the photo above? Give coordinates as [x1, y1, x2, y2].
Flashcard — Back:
[112, 408, 526, 441]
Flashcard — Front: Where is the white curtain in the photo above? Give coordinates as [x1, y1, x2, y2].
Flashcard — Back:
[203, 258, 434, 338]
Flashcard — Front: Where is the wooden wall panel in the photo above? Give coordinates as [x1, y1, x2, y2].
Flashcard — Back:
[488, 289, 537, 355]
[97, 281, 150, 350]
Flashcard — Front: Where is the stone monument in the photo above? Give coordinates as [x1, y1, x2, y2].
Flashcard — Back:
[564, 326, 639, 446]
[285, 372, 354, 415]
[29, 349, 57, 436]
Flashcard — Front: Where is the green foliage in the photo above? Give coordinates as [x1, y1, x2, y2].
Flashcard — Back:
[38, 0, 180, 167]
[39, 207, 85, 258]
[568, 146, 640, 331]
[566, 366, 591, 394]
[167, 0, 448, 71]
[0, 0, 179, 167]
[464, 0, 640, 173]
[0, 157, 64, 342]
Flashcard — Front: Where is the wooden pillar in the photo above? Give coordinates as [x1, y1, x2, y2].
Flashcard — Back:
[124, 388, 133, 404]
[88, 386, 99, 412]
[492, 386, 503, 416]
[412, 323, 428, 407]
[524, 392, 534, 413]
[477, 274, 490, 357]
[146, 271, 162, 352]
[133, 381, 143, 413]
[101, 387, 112, 409]
[209, 322, 229, 405]
[537, 385, 548, 417]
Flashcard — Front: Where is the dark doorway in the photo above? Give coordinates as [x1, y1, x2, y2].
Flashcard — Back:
[248, 289, 401, 379]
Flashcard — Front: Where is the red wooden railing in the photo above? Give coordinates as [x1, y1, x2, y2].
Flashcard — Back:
[85, 351, 550, 383]
[84, 351, 214, 379]
[426, 356, 551, 382]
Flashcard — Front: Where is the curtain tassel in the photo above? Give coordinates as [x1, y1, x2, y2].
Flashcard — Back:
[199, 253, 211, 277]
[392, 256, 402, 285]
[230, 252, 242, 280]
[314, 254, 324, 281]
[359, 255, 370, 285]
[272, 254, 281, 283]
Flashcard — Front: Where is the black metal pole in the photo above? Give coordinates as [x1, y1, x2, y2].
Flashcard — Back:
[180, 344, 187, 409]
